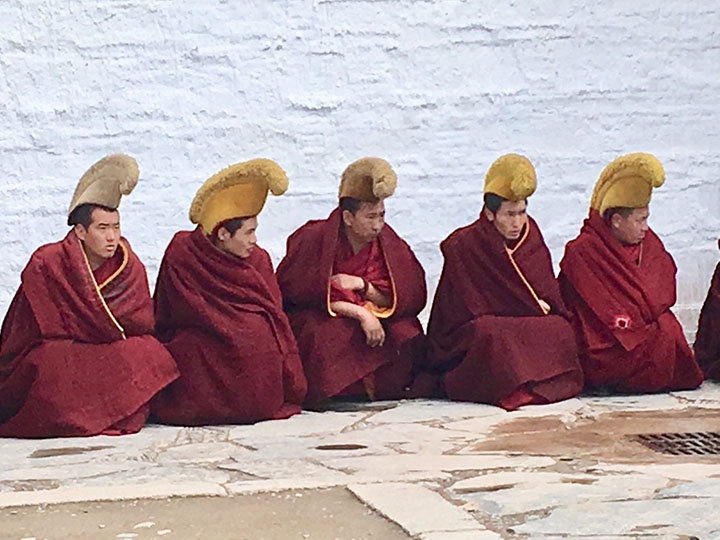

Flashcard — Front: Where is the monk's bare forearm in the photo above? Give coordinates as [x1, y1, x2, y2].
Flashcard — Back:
[365, 282, 391, 308]
[330, 301, 370, 321]
[330, 301, 385, 347]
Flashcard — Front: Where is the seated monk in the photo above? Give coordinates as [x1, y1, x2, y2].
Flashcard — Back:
[559, 152, 703, 392]
[0, 154, 179, 438]
[426, 154, 584, 410]
[276, 157, 427, 404]
[150, 159, 307, 425]
[692, 240, 720, 380]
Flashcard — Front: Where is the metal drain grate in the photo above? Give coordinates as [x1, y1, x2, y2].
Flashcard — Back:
[629, 432, 720, 456]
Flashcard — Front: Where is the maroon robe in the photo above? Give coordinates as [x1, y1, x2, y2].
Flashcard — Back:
[426, 214, 583, 409]
[276, 208, 427, 404]
[150, 228, 306, 425]
[692, 241, 720, 380]
[559, 210, 703, 392]
[0, 231, 179, 438]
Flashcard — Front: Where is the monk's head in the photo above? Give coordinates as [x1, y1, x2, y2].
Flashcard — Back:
[69, 203, 121, 264]
[483, 193, 528, 242]
[604, 206, 649, 245]
[213, 216, 258, 258]
[340, 197, 385, 245]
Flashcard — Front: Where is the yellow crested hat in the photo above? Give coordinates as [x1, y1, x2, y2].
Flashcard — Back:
[67, 153, 139, 216]
[590, 152, 664, 215]
[189, 158, 288, 235]
[484, 153, 536, 201]
[338, 157, 396, 202]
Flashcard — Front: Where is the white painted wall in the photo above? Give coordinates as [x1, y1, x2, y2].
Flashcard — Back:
[1, 1, 719, 334]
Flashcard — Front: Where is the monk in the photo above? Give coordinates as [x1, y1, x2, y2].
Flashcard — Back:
[277, 157, 427, 404]
[0, 154, 179, 438]
[426, 154, 583, 410]
[692, 241, 720, 380]
[559, 152, 703, 392]
[151, 159, 307, 425]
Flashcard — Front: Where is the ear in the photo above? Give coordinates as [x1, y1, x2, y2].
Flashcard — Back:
[341, 209, 354, 227]
[483, 207, 495, 222]
[610, 213, 622, 229]
[217, 226, 230, 242]
[74, 224, 87, 241]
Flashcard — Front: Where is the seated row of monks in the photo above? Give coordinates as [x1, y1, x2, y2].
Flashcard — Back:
[0, 151, 717, 438]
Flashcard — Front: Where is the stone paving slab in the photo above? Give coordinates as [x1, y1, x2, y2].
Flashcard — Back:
[1, 382, 720, 538]
[348, 482, 496, 538]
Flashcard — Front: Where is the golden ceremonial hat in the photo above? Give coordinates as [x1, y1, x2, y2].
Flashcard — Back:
[590, 152, 664, 215]
[189, 158, 288, 235]
[338, 157, 396, 202]
[67, 153, 139, 216]
[484, 153, 536, 201]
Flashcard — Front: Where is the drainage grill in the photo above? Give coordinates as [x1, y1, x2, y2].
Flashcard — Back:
[630, 432, 720, 456]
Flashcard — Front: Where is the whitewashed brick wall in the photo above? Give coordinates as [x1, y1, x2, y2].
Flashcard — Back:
[1, 1, 719, 335]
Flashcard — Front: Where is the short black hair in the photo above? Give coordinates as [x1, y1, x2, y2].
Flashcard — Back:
[602, 207, 634, 224]
[67, 203, 117, 228]
[484, 193, 528, 214]
[339, 197, 362, 215]
[213, 217, 248, 238]
[483, 193, 507, 213]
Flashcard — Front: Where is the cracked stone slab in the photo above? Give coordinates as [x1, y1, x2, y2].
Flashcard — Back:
[363, 400, 503, 425]
[0, 482, 226, 508]
[590, 463, 720, 480]
[576, 383, 720, 412]
[512, 498, 720, 537]
[220, 457, 346, 479]
[658, 477, 720, 498]
[225, 470, 451, 496]
[227, 410, 370, 439]
[450, 471, 597, 492]
[319, 454, 557, 481]
[451, 471, 671, 515]
[420, 531, 504, 540]
[348, 482, 497, 538]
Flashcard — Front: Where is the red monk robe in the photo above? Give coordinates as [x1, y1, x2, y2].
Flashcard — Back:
[426, 214, 584, 409]
[0, 231, 179, 438]
[692, 241, 720, 381]
[276, 208, 427, 404]
[150, 228, 307, 425]
[559, 210, 703, 392]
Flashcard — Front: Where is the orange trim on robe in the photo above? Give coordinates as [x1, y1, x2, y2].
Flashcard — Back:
[328, 228, 396, 319]
[0, 231, 178, 438]
[426, 211, 583, 409]
[277, 208, 427, 404]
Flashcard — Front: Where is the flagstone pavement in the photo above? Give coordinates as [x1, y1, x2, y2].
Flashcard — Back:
[1, 383, 720, 539]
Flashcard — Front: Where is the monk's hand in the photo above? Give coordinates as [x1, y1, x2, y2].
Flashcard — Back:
[360, 312, 385, 348]
[331, 273, 365, 291]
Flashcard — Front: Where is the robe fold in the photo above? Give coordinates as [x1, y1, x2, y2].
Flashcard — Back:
[0, 231, 179, 438]
[692, 242, 720, 381]
[426, 214, 583, 409]
[276, 208, 427, 404]
[559, 211, 703, 392]
[150, 228, 306, 425]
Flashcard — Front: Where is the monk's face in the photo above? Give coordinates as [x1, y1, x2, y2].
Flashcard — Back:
[343, 200, 385, 244]
[486, 200, 528, 241]
[217, 216, 258, 258]
[610, 206, 649, 245]
[75, 208, 121, 262]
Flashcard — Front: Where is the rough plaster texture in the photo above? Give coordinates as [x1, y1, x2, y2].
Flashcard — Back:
[1, 1, 719, 332]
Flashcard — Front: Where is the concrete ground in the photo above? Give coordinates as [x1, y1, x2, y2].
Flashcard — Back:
[1, 383, 720, 539]
[0, 488, 411, 539]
